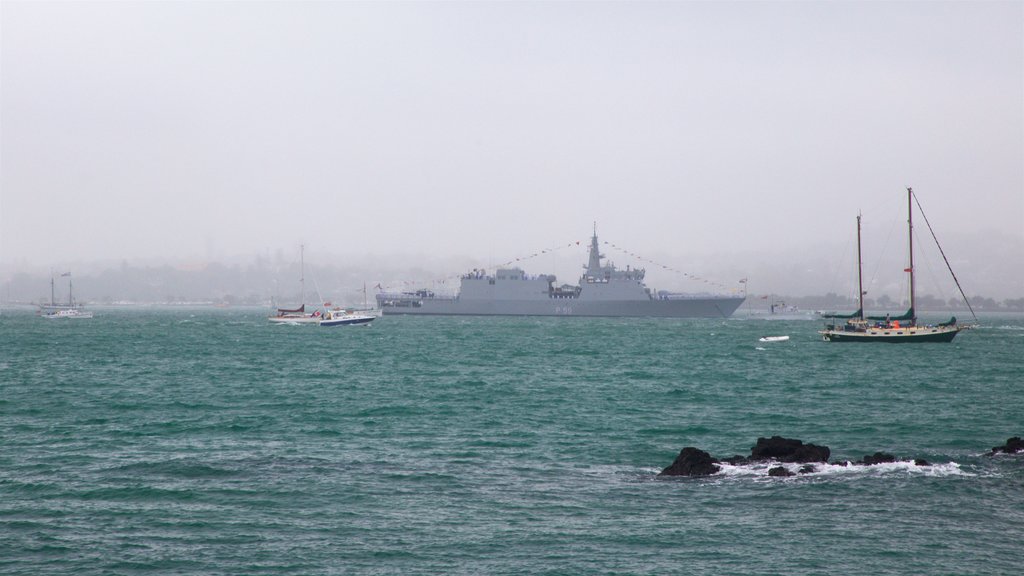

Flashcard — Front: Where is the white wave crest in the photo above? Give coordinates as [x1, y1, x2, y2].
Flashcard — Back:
[713, 459, 969, 479]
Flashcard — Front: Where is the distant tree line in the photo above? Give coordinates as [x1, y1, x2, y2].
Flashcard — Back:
[763, 293, 1024, 313]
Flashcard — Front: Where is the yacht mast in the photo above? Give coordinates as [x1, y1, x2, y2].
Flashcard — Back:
[907, 187, 916, 322]
[857, 214, 864, 321]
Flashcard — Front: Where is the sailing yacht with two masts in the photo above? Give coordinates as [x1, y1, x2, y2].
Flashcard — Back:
[39, 272, 93, 319]
[820, 187, 976, 343]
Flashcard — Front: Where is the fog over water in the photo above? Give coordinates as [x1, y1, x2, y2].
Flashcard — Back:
[2, 1, 1021, 300]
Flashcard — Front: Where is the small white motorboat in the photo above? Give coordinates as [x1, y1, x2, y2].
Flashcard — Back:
[318, 308, 377, 327]
[758, 335, 790, 342]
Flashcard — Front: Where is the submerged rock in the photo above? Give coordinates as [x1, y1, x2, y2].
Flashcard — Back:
[768, 466, 794, 477]
[991, 437, 1024, 454]
[749, 436, 830, 463]
[658, 447, 721, 477]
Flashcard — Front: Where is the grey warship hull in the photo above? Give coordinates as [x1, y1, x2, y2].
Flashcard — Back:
[375, 295, 743, 318]
[377, 230, 745, 319]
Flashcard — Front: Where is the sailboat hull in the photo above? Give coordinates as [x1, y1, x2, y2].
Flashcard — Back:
[820, 325, 960, 343]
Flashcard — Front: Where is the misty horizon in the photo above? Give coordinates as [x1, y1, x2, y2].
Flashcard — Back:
[2, 218, 1022, 306]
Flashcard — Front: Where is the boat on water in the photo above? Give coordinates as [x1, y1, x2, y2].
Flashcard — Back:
[820, 187, 976, 343]
[42, 308, 94, 319]
[318, 308, 378, 327]
[269, 245, 320, 324]
[38, 272, 92, 319]
[759, 335, 790, 342]
[268, 304, 321, 324]
[376, 229, 745, 318]
[270, 246, 380, 327]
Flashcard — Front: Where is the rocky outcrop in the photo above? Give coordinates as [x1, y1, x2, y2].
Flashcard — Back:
[659, 436, 828, 477]
[656, 435, 1020, 478]
[749, 436, 830, 463]
[658, 447, 721, 477]
[991, 437, 1024, 454]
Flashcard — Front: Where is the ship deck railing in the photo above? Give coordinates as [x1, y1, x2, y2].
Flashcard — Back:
[376, 292, 456, 301]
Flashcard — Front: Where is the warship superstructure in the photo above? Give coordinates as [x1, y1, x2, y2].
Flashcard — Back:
[376, 231, 744, 318]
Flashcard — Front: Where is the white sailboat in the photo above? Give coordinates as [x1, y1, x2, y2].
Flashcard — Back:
[269, 247, 378, 327]
[269, 245, 319, 324]
[39, 272, 93, 319]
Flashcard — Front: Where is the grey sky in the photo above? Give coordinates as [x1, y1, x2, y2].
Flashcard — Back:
[2, 1, 1022, 298]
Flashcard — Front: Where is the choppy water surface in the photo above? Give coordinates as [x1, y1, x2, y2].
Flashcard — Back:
[2, 309, 1022, 574]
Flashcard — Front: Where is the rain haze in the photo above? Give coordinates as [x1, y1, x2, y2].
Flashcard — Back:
[1, 1, 1022, 304]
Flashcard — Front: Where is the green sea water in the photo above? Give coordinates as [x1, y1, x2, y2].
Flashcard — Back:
[2, 308, 1022, 574]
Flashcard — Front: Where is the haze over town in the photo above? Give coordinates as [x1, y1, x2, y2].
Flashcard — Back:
[2, 1, 1021, 304]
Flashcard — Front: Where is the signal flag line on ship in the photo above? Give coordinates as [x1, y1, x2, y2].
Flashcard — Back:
[376, 237, 743, 294]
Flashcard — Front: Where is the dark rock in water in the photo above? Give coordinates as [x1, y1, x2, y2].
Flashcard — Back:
[991, 437, 1024, 454]
[914, 459, 931, 467]
[831, 460, 850, 467]
[659, 447, 721, 477]
[750, 436, 830, 463]
[720, 455, 748, 465]
[768, 466, 794, 477]
[859, 452, 897, 465]
[798, 464, 817, 474]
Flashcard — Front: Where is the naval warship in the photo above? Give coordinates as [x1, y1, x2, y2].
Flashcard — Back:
[376, 231, 745, 318]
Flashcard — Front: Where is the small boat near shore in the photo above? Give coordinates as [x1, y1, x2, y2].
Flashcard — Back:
[42, 308, 94, 319]
[38, 272, 92, 319]
[759, 335, 790, 342]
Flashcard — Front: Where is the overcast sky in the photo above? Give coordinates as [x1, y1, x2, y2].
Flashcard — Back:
[2, 1, 1022, 297]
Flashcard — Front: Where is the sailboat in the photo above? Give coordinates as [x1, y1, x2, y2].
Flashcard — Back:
[39, 272, 93, 319]
[268, 245, 320, 324]
[820, 187, 976, 343]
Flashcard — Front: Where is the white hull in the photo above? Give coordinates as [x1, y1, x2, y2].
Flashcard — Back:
[268, 315, 320, 324]
[318, 312, 376, 327]
[42, 309, 93, 319]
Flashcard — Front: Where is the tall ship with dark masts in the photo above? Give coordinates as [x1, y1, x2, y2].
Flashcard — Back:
[820, 187, 976, 342]
[376, 230, 745, 318]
